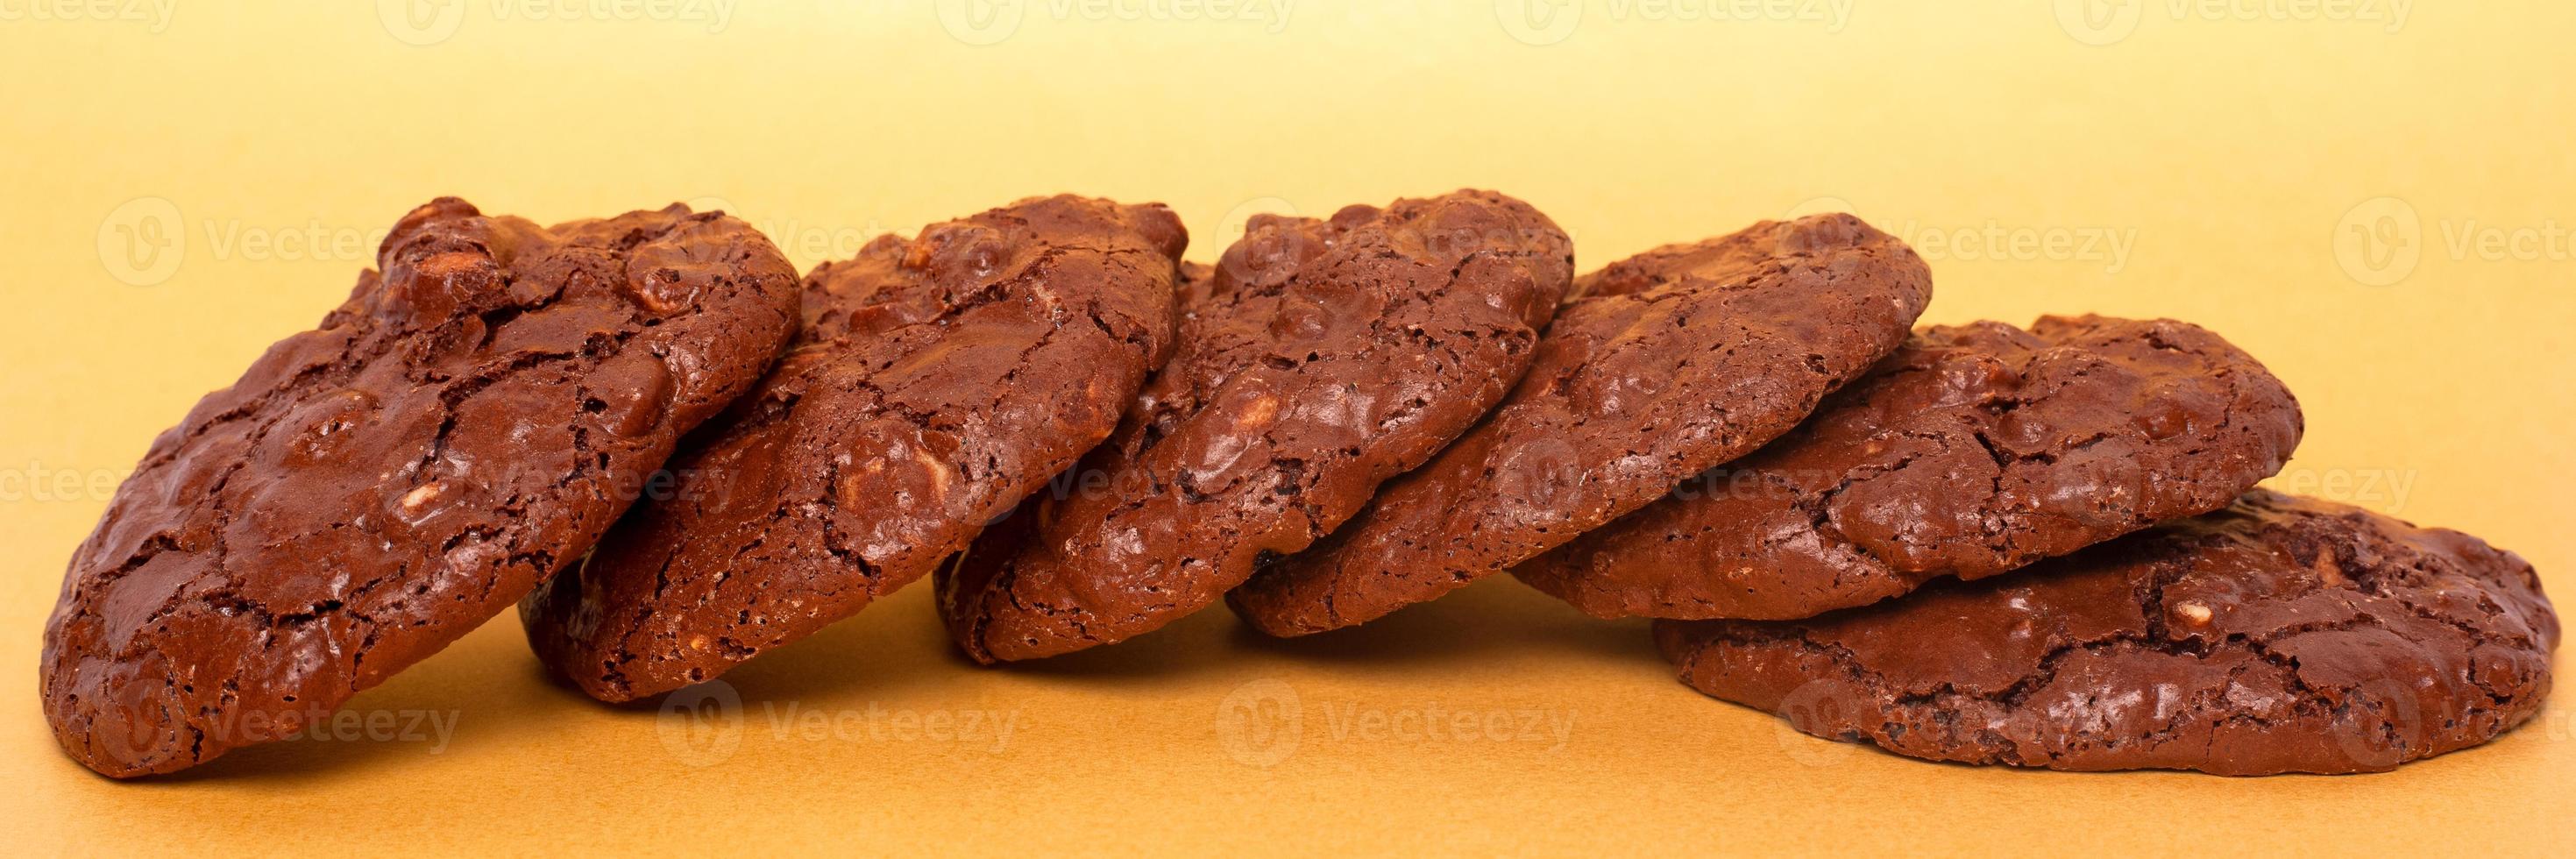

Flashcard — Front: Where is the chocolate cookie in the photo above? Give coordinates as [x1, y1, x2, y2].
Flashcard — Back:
[939, 191, 1574, 662]
[42, 199, 803, 777]
[520, 195, 1186, 700]
[1516, 316, 2304, 620]
[1657, 491, 2558, 775]
[1228, 215, 1933, 635]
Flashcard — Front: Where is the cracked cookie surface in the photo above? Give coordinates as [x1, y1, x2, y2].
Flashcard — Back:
[521, 195, 1185, 700]
[1657, 490, 2558, 775]
[42, 198, 804, 777]
[1227, 214, 1932, 636]
[1517, 316, 2304, 620]
[939, 190, 1573, 662]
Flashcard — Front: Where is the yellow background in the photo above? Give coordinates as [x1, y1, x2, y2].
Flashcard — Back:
[4, 1, 2571, 855]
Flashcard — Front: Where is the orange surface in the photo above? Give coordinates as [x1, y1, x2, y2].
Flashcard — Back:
[4, 2, 2572, 855]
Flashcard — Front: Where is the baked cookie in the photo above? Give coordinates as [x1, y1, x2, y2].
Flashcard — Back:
[1657, 491, 2558, 775]
[520, 195, 1185, 700]
[1228, 214, 1933, 635]
[1516, 316, 2304, 620]
[939, 191, 1574, 662]
[42, 198, 803, 777]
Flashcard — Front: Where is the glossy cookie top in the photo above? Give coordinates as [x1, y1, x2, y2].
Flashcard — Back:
[520, 195, 1186, 700]
[1657, 490, 2558, 775]
[1518, 315, 2304, 620]
[940, 190, 1573, 662]
[1229, 214, 1933, 636]
[43, 198, 803, 776]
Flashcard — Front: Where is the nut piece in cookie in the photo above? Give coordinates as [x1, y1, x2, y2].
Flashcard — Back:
[939, 190, 1575, 663]
[1657, 490, 2558, 775]
[1227, 214, 1934, 636]
[42, 198, 804, 777]
[519, 195, 1187, 700]
[1516, 315, 2305, 620]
